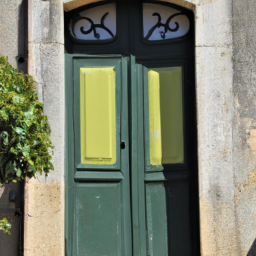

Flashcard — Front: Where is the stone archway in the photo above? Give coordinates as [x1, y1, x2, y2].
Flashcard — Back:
[63, 0, 195, 12]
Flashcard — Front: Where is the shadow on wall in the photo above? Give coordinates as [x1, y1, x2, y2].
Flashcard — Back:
[0, 182, 24, 256]
[247, 239, 256, 256]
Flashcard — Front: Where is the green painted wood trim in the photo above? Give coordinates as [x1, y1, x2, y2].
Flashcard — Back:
[74, 171, 123, 181]
[130, 57, 147, 256]
[70, 54, 123, 58]
[65, 53, 75, 256]
[144, 170, 190, 182]
[136, 63, 148, 255]
[130, 55, 140, 256]
[120, 57, 133, 255]
[76, 164, 120, 170]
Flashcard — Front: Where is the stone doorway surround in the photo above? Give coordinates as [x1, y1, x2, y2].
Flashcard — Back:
[25, 0, 256, 255]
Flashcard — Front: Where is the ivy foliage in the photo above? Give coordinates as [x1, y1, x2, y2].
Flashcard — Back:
[0, 218, 11, 234]
[0, 56, 54, 186]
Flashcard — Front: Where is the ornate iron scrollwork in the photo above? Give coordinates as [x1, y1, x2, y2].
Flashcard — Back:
[72, 12, 114, 40]
[145, 12, 187, 40]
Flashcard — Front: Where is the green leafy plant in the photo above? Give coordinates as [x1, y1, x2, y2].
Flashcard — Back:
[0, 218, 11, 234]
[0, 56, 54, 186]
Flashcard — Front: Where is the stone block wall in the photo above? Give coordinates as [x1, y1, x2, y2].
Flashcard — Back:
[24, 0, 65, 255]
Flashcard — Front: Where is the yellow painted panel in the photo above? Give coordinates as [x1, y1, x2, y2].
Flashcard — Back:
[148, 70, 162, 165]
[148, 67, 184, 164]
[80, 67, 116, 165]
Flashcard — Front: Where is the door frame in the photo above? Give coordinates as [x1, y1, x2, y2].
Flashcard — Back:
[64, 1, 199, 255]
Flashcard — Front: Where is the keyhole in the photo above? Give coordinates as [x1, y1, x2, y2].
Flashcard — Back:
[121, 142, 125, 149]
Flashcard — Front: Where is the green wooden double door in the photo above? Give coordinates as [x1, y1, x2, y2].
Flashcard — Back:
[65, 54, 199, 256]
[65, 2, 199, 256]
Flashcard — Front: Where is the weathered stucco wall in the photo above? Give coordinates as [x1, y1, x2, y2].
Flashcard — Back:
[233, 1, 256, 255]
[194, 0, 237, 255]
[0, 0, 27, 71]
[24, 0, 65, 255]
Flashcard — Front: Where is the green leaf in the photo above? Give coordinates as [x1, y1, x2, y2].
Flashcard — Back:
[22, 151, 29, 157]
[16, 168, 21, 177]
[22, 145, 30, 153]
[0, 218, 11, 235]
[10, 147, 16, 154]
[17, 143, 22, 149]
[24, 106, 34, 117]
[14, 127, 24, 135]
[13, 95, 24, 103]
[0, 109, 8, 120]
[29, 166, 36, 173]
[33, 140, 40, 146]
[28, 160, 34, 166]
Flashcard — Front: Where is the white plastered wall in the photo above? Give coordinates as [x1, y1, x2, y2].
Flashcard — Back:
[25, 0, 238, 255]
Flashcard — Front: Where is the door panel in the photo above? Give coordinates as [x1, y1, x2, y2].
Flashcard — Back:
[80, 67, 117, 165]
[132, 59, 194, 256]
[74, 183, 122, 256]
[165, 180, 191, 255]
[146, 183, 168, 256]
[145, 180, 192, 256]
[65, 55, 132, 256]
[74, 58, 122, 170]
[149, 67, 184, 164]
[142, 62, 187, 172]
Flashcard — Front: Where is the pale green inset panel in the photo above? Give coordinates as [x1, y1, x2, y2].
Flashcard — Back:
[148, 67, 184, 164]
[74, 183, 121, 256]
[148, 70, 162, 165]
[80, 67, 116, 165]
